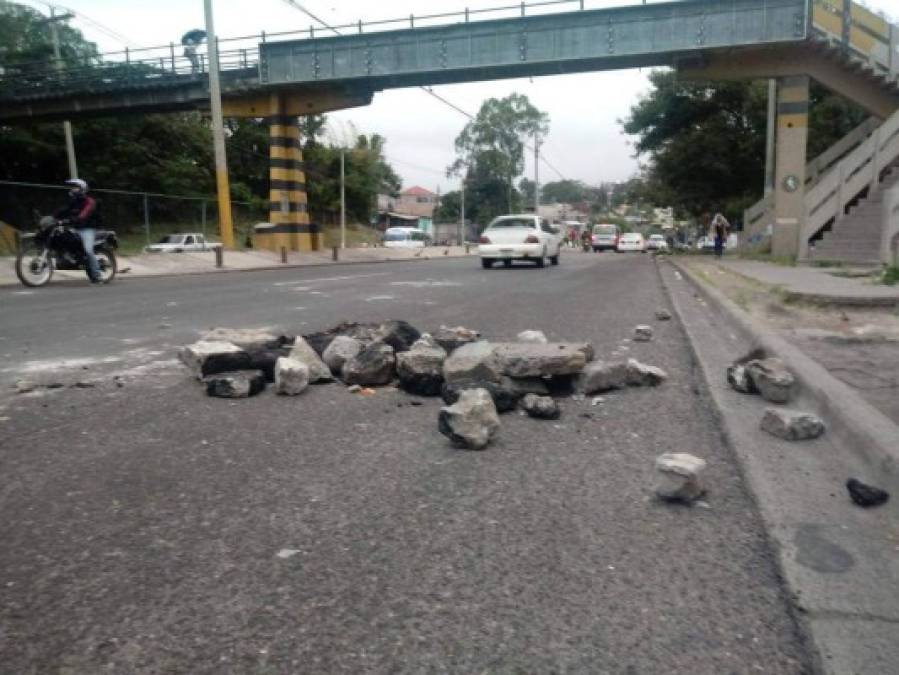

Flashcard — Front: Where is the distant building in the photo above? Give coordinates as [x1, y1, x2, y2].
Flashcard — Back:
[653, 207, 675, 229]
[394, 186, 438, 218]
[538, 202, 589, 223]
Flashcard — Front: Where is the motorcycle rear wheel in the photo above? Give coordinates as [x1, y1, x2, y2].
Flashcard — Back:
[15, 242, 54, 287]
[95, 247, 117, 284]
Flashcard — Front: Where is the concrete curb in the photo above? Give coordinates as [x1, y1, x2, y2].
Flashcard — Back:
[1, 251, 479, 288]
[670, 258, 899, 476]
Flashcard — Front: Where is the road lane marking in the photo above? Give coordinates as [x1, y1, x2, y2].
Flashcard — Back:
[273, 272, 390, 287]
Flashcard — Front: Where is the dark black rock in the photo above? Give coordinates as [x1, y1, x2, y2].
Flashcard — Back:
[441, 378, 520, 413]
[343, 342, 396, 386]
[398, 371, 444, 397]
[520, 394, 561, 420]
[726, 363, 758, 394]
[377, 320, 421, 353]
[204, 370, 266, 398]
[200, 351, 253, 378]
[246, 347, 291, 383]
[303, 321, 379, 356]
[846, 478, 890, 508]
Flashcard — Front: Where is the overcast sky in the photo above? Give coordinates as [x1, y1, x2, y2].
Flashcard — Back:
[17, 0, 898, 194]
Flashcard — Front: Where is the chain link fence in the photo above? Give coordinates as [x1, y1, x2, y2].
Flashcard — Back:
[0, 180, 266, 254]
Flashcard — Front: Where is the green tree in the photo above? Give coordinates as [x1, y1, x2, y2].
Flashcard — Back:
[540, 179, 588, 204]
[449, 94, 549, 225]
[435, 190, 462, 221]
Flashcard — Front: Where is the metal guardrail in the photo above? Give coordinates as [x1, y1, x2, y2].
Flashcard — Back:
[881, 183, 899, 264]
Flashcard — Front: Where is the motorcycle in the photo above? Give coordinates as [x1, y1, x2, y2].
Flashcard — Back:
[15, 216, 118, 287]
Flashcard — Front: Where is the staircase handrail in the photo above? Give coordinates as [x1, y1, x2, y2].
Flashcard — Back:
[800, 106, 899, 258]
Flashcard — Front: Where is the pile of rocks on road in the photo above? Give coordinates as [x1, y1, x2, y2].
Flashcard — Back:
[177, 321, 671, 453]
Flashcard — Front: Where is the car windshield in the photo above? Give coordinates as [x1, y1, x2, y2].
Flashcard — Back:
[160, 235, 185, 244]
[621, 234, 640, 241]
[650, 235, 664, 241]
[488, 218, 536, 229]
[593, 225, 616, 235]
[385, 231, 409, 241]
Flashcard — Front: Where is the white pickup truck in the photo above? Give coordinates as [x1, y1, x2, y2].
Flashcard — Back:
[145, 233, 220, 253]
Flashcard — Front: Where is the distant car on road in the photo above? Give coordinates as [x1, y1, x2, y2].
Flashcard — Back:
[478, 214, 563, 268]
[591, 223, 619, 252]
[145, 233, 218, 253]
[646, 234, 669, 252]
[616, 232, 645, 253]
[384, 227, 431, 248]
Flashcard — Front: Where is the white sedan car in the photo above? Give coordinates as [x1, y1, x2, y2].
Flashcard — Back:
[616, 232, 646, 252]
[478, 214, 563, 269]
[145, 233, 219, 253]
[646, 234, 669, 252]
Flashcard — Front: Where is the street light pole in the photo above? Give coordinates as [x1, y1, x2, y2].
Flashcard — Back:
[340, 148, 346, 249]
[47, 8, 78, 178]
[203, 0, 235, 248]
[534, 132, 541, 215]
[459, 177, 466, 246]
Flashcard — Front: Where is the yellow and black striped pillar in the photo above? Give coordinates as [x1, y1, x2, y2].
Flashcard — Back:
[264, 113, 320, 252]
[772, 75, 809, 259]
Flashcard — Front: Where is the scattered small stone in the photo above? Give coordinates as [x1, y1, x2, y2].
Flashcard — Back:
[438, 388, 500, 450]
[520, 393, 560, 419]
[433, 325, 480, 353]
[633, 325, 653, 342]
[179, 340, 251, 379]
[655, 453, 707, 503]
[625, 359, 668, 387]
[70, 382, 96, 389]
[846, 478, 890, 508]
[347, 384, 362, 393]
[276, 549, 301, 559]
[591, 397, 604, 406]
[45, 383, 65, 389]
[578, 361, 628, 394]
[517, 330, 549, 344]
[409, 400, 423, 407]
[274, 357, 309, 396]
[343, 342, 397, 386]
[322, 335, 363, 376]
[760, 408, 825, 441]
[580, 412, 593, 419]
[14, 380, 36, 394]
[655, 309, 672, 321]
[204, 370, 266, 398]
[746, 358, 795, 404]
[726, 363, 757, 394]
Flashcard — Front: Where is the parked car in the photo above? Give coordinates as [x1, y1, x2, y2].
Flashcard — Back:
[616, 232, 645, 252]
[591, 223, 619, 252]
[646, 234, 669, 252]
[384, 227, 431, 248]
[478, 214, 563, 268]
[145, 233, 218, 253]
[695, 236, 716, 253]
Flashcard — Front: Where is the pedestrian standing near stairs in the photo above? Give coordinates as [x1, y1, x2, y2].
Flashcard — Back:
[711, 213, 730, 258]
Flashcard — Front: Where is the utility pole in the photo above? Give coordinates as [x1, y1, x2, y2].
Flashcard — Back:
[459, 178, 466, 246]
[534, 132, 541, 215]
[204, 0, 234, 248]
[47, 8, 78, 178]
[340, 148, 346, 249]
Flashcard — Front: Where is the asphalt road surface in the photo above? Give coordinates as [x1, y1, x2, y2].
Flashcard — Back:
[0, 253, 812, 674]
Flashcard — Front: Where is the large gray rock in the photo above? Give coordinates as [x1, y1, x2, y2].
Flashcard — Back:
[397, 335, 447, 396]
[433, 325, 481, 353]
[375, 320, 421, 353]
[578, 360, 628, 394]
[520, 393, 560, 419]
[625, 358, 668, 387]
[343, 342, 397, 386]
[655, 453, 707, 503]
[288, 337, 334, 383]
[655, 309, 672, 321]
[322, 335, 363, 376]
[204, 370, 266, 398]
[441, 377, 521, 413]
[506, 377, 550, 397]
[304, 321, 379, 356]
[517, 330, 548, 344]
[274, 357, 309, 396]
[746, 358, 795, 404]
[443, 341, 502, 384]
[438, 388, 500, 450]
[201, 327, 288, 351]
[179, 340, 251, 379]
[760, 408, 825, 441]
[493, 343, 590, 378]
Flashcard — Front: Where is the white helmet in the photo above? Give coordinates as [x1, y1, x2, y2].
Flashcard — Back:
[64, 178, 88, 193]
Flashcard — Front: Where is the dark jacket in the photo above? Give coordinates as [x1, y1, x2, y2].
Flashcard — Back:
[55, 193, 99, 229]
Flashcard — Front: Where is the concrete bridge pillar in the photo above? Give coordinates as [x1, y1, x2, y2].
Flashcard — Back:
[263, 94, 320, 252]
[772, 75, 810, 259]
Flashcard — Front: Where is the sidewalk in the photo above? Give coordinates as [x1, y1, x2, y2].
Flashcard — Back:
[715, 258, 899, 307]
[0, 245, 477, 286]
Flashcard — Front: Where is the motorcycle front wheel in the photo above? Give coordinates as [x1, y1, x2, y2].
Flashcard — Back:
[95, 247, 117, 284]
[15, 242, 54, 287]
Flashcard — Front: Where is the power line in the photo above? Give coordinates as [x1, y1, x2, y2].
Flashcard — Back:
[277, 0, 568, 183]
[45, 2, 139, 48]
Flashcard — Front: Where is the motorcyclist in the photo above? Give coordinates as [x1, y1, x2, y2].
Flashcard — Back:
[54, 178, 102, 283]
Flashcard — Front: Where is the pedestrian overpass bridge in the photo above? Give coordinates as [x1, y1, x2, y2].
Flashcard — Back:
[2, 0, 898, 262]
